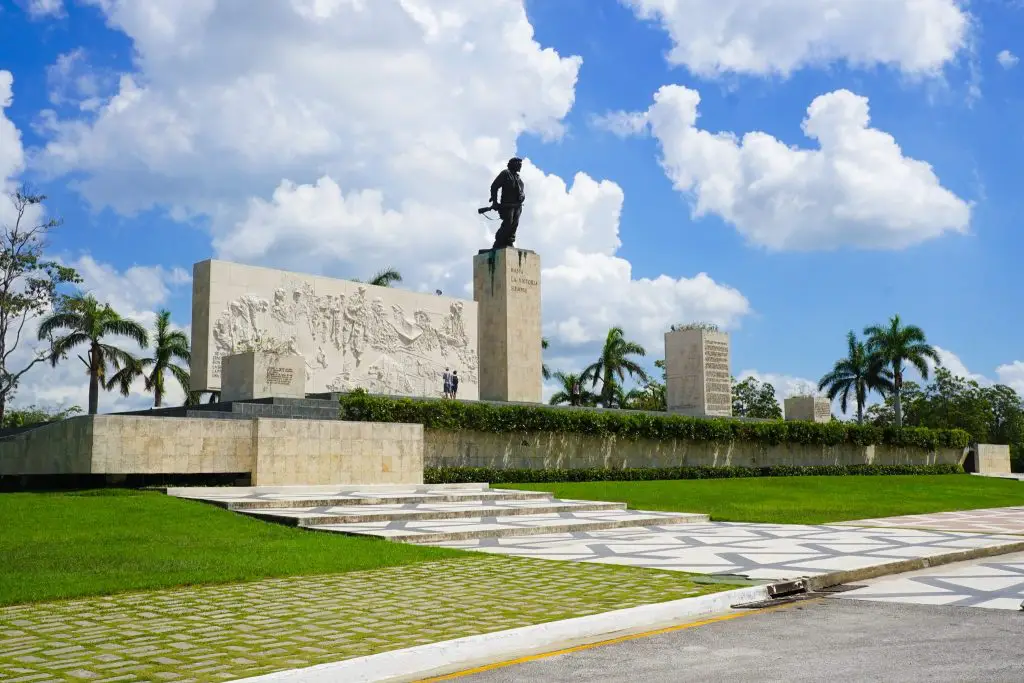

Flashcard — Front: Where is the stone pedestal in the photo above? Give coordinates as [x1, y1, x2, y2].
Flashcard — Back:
[221, 351, 306, 402]
[472, 248, 542, 403]
[784, 396, 832, 423]
[972, 443, 1011, 475]
[665, 328, 732, 417]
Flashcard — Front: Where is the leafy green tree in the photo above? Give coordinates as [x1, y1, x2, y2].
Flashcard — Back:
[819, 331, 894, 424]
[38, 294, 149, 415]
[108, 310, 190, 407]
[353, 267, 402, 287]
[865, 380, 923, 427]
[185, 390, 220, 407]
[541, 337, 551, 381]
[548, 371, 596, 407]
[1, 403, 82, 429]
[864, 314, 940, 427]
[732, 376, 782, 419]
[581, 327, 649, 408]
[0, 189, 81, 425]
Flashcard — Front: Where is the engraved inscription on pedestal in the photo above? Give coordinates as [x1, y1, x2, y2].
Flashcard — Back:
[190, 259, 479, 400]
[221, 351, 306, 402]
[784, 396, 832, 423]
[265, 366, 295, 386]
[703, 339, 731, 414]
[665, 327, 732, 418]
[473, 249, 542, 403]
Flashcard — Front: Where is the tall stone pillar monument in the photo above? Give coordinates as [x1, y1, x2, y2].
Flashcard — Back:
[472, 248, 542, 403]
[665, 326, 732, 417]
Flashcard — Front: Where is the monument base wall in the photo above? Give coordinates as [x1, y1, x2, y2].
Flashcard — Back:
[0, 415, 423, 486]
[425, 429, 966, 470]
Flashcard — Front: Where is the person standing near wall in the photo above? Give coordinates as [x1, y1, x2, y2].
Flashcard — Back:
[442, 368, 452, 399]
[451, 370, 460, 399]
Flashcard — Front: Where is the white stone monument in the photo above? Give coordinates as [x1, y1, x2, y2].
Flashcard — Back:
[221, 351, 306, 402]
[472, 248, 542, 403]
[665, 327, 732, 417]
[190, 259, 480, 399]
[784, 396, 832, 423]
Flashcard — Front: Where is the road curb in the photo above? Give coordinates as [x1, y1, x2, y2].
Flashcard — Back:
[230, 584, 770, 683]
[805, 539, 1024, 591]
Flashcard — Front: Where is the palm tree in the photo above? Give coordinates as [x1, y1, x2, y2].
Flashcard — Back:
[352, 267, 402, 287]
[863, 315, 940, 427]
[185, 390, 220, 406]
[548, 371, 595, 406]
[581, 326, 649, 407]
[108, 310, 190, 407]
[38, 294, 149, 415]
[818, 331, 894, 425]
[541, 337, 551, 381]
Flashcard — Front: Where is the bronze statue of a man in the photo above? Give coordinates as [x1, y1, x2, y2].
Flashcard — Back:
[487, 157, 525, 249]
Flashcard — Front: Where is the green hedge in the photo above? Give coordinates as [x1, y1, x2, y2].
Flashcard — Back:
[426, 464, 965, 484]
[339, 390, 971, 449]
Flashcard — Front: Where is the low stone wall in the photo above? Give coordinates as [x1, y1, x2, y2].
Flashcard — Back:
[972, 444, 1012, 475]
[251, 419, 422, 486]
[424, 430, 966, 470]
[0, 415, 423, 486]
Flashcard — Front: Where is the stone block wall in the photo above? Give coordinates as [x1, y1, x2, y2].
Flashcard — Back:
[424, 429, 966, 470]
[0, 415, 424, 486]
[973, 443, 1012, 475]
[251, 419, 423, 486]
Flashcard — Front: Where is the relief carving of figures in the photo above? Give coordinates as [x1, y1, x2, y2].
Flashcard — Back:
[343, 286, 370, 365]
[206, 277, 478, 398]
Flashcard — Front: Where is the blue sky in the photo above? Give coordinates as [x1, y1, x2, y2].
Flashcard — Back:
[2, 0, 1023, 411]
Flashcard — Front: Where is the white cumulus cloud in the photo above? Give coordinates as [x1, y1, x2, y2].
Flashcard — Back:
[30, 0, 752, 371]
[25, 0, 65, 18]
[618, 84, 971, 251]
[623, 0, 971, 77]
[997, 49, 1019, 69]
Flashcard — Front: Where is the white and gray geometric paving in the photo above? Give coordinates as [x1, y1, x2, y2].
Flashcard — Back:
[836, 551, 1024, 610]
[836, 506, 1024, 536]
[432, 522, 1024, 580]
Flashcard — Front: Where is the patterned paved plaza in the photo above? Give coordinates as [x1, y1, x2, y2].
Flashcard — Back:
[0, 556, 722, 683]
[433, 522, 1024, 580]
[836, 506, 1024, 535]
[838, 551, 1024, 610]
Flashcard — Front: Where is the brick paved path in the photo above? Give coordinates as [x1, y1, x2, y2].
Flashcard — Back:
[0, 556, 722, 683]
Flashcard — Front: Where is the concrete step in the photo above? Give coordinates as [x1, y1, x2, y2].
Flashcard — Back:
[238, 498, 628, 526]
[308, 509, 710, 544]
[224, 489, 555, 510]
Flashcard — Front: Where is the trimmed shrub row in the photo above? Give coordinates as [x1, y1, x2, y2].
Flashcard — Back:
[425, 464, 965, 484]
[339, 390, 971, 449]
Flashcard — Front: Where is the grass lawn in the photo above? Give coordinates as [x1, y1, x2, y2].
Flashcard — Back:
[501, 475, 1024, 525]
[0, 489, 462, 606]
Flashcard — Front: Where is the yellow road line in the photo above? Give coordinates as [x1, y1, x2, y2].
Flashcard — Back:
[419, 600, 812, 681]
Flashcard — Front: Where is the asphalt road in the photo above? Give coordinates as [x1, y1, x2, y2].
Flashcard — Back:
[451, 599, 1024, 682]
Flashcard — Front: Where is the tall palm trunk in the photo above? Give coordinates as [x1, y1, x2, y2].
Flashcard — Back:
[87, 343, 101, 415]
[892, 361, 904, 427]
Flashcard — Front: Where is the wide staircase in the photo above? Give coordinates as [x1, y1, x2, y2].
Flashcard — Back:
[167, 483, 708, 544]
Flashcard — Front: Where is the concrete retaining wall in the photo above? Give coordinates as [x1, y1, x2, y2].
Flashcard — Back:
[0, 415, 423, 485]
[424, 429, 966, 470]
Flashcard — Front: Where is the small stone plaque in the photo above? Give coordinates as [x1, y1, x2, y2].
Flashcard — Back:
[265, 366, 295, 386]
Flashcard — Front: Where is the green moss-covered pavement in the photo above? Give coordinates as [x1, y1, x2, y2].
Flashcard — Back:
[501, 475, 1024, 525]
[0, 555, 733, 682]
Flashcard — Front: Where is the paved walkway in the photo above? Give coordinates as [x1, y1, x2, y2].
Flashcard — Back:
[0, 556, 723, 683]
[434, 522, 1024, 580]
[837, 551, 1024, 610]
[836, 506, 1024, 535]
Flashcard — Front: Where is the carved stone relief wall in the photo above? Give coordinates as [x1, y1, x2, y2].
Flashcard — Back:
[190, 260, 479, 399]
